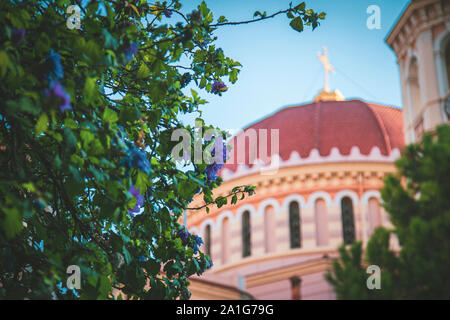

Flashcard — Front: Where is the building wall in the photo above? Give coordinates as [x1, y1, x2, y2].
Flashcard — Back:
[186, 160, 400, 300]
[387, 0, 450, 143]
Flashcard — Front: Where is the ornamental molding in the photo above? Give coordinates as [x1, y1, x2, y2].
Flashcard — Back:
[387, 0, 450, 57]
[220, 146, 401, 182]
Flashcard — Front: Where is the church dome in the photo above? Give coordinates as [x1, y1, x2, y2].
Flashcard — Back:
[223, 99, 404, 174]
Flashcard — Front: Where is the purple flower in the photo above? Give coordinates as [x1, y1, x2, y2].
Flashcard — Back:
[211, 80, 227, 94]
[204, 139, 227, 182]
[164, 10, 172, 18]
[11, 29, 25, 43]
[124, 42, 138, 63]
[46, 49, 64, 81]
[120, 144, 152, 175]
[178, 229, 189, 244]
[46, 81, 72, 111]
[193, 234, 203, 246]
[130, 148, 151, 173]
[128, 185, 144, 215]
[193, 235, 203, 254]
[205, 163, 223, 182]
[208, 259, 213, 268]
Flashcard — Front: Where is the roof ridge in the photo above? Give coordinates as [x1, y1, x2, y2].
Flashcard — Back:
[364, 101, 403, 111]
[363, 102, 392, 154]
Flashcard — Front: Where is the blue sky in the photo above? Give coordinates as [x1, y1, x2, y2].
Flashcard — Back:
[180, 0, 410, 131]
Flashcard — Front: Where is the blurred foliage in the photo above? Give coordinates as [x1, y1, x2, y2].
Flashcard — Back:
[0, 0, 324, 299]
[326, 125, 450, 299]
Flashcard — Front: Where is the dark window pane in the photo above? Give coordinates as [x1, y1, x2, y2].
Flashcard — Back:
[341, 197, 355, 244]
[205, 225, 211, 256]
[289, 202, 301, 248]
[242, 211, 251, 257]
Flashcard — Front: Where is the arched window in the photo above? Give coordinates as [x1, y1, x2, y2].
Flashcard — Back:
[204, 224, 211, 256]
[314, 199, 329, 246]
[264, 206, 275, 253]
[407, 57, 422, 120]
[289, 202, 301, 249]
[341, 197, 356, 245]
[242, 211, 251, 258]
[221, 217, 230, 264]
[368, 197, 382, 237]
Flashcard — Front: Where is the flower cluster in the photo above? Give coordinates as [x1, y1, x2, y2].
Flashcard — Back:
[192, 234, 203, 254]
[46, 49, 64, 81]
[177, 229, 189, 244]
[211, 80, 228, 94]
[130, 148, 151, 173]
[45, 81, 71, 112]
[44, 49, 72, 112]
[128, 185, 144, 216]
[11, 29, 25, 44]
[204, 139, 228, 183]
[163, 10, 172, 18]
[177, 229, 204, 255]
[124, 42, 138, 63]
[119, 142, 151, 175]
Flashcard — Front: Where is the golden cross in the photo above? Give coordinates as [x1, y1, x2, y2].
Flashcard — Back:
[317, 47, 334, 92]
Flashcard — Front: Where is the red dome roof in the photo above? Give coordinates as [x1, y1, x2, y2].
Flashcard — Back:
[224, 99, 404, 172]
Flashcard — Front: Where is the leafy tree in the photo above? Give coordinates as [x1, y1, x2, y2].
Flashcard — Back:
[326, 125, 450, 299]
[0, 0, 324, 299]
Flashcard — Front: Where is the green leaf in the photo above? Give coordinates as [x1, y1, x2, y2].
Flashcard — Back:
[0, 50, 10, 77]
[119, 105, 141, 123]
[122, 246, 132, 264]
[102, 29, 118, 50]
[137, 63, 151, 79]
[103, 108, 118, 123]
[2, 207, 23, 239]
[83, 77, 98, 103]
[135, 171, 150, 192]
[294, 2, 306, 11]
[178, 180, 198, 200]
[7, 97, 40, 116]
[290, 16, 304, 32]
[35, 113, 49, 134]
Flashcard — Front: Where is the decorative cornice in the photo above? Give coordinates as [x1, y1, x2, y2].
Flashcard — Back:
[386, 0, 449, 57]
[221, 146, 401, 182]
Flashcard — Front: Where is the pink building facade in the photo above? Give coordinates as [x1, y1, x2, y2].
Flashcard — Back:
[186, 99, 404, 300]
